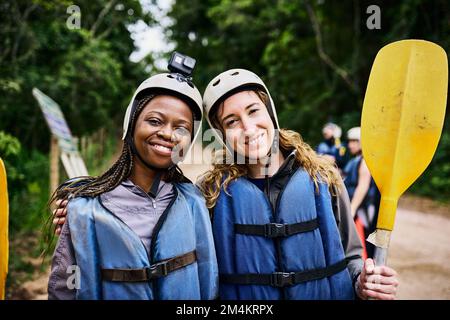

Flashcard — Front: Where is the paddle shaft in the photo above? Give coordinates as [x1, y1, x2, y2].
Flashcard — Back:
[369, 197, 395, 266]
[373, 244, 389, 266]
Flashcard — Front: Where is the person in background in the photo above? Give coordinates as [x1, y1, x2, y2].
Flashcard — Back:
[316, 123, 349, 172]
[343, 127, 381, 259]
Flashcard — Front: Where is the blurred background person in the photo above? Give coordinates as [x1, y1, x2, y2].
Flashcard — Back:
[316, 122, 349, 172]
[343, 127, 380, 259]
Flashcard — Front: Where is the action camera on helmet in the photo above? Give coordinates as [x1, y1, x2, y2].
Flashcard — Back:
[168, 52, 196, 78]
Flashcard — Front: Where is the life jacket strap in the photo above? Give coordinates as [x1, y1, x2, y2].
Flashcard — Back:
[234, 218, 319, 238]
[220, 259, 347, 288]
[101, 250, 197, 282]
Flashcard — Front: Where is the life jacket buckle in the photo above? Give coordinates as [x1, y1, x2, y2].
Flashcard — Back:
[265, 223, 288, 238]
[270, 272, 295, 287]
[148, 261, 169, 278]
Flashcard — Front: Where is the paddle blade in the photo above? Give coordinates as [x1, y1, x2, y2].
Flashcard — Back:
[0, 158, 8, 300]
[362, 40, 448, 230]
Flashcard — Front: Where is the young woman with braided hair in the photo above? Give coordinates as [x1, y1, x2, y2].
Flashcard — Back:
[47, 72, 218, 300]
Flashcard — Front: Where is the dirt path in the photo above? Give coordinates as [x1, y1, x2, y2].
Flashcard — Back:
[388, 208, 450, 299]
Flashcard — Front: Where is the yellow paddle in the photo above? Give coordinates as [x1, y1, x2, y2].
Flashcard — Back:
[0, 158, 8, 299]
[361, 39, 448, 266]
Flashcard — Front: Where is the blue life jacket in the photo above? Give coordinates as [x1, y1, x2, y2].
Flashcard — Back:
[317, 139, 339, 158]
[317, 139, 349, 169]
[212, 168, 354, 300]
[343, 155, 361, 200]
[67, 182, 218, 300]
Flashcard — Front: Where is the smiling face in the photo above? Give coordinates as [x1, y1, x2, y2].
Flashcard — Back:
[133, 95, 193, 169]
[216, 90, 275, 161]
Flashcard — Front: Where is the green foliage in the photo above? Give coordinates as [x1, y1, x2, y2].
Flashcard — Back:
[7, 148, 49, 233]
[0, 131, 24, 183]
[80, 130, 120, 177]
[0, 131, 21, 158]
[1, 138, 49, 246]
[410, 119, 450, 202]
[0, 0, 154, 150]
[0, 0, 152, 234]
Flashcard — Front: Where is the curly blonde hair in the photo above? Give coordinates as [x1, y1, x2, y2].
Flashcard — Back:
[198, 89, 342, 210]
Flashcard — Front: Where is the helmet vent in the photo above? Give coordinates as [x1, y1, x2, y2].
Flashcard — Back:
[167, 74, 175, 79]
[212, 79, 220, 86]
[230, 71, 239, 76]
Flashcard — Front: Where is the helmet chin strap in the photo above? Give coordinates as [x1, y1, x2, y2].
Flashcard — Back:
[127, 136, 176, 198]
[263, 134, 278, 196]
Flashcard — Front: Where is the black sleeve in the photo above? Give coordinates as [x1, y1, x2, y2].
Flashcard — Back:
[332, 181, 364, 287]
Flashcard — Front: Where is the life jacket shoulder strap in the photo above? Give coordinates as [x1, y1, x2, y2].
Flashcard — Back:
[234, 218, 319, 238]
[220, 259, 347, 288]
[101, 250, 197, 282]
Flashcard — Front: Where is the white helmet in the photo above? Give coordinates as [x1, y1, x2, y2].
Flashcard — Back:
[333, 125, 342, 139]
[347, 127, 361, 141]
[203, 68, 279, 130]
[122, 73, 203, 144]
[121, 55, 202, 194]
[203, 69, 279, 158]
[323, 122, 342, 139]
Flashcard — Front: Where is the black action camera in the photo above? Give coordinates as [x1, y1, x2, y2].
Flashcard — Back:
[168, 52, 196, 78]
